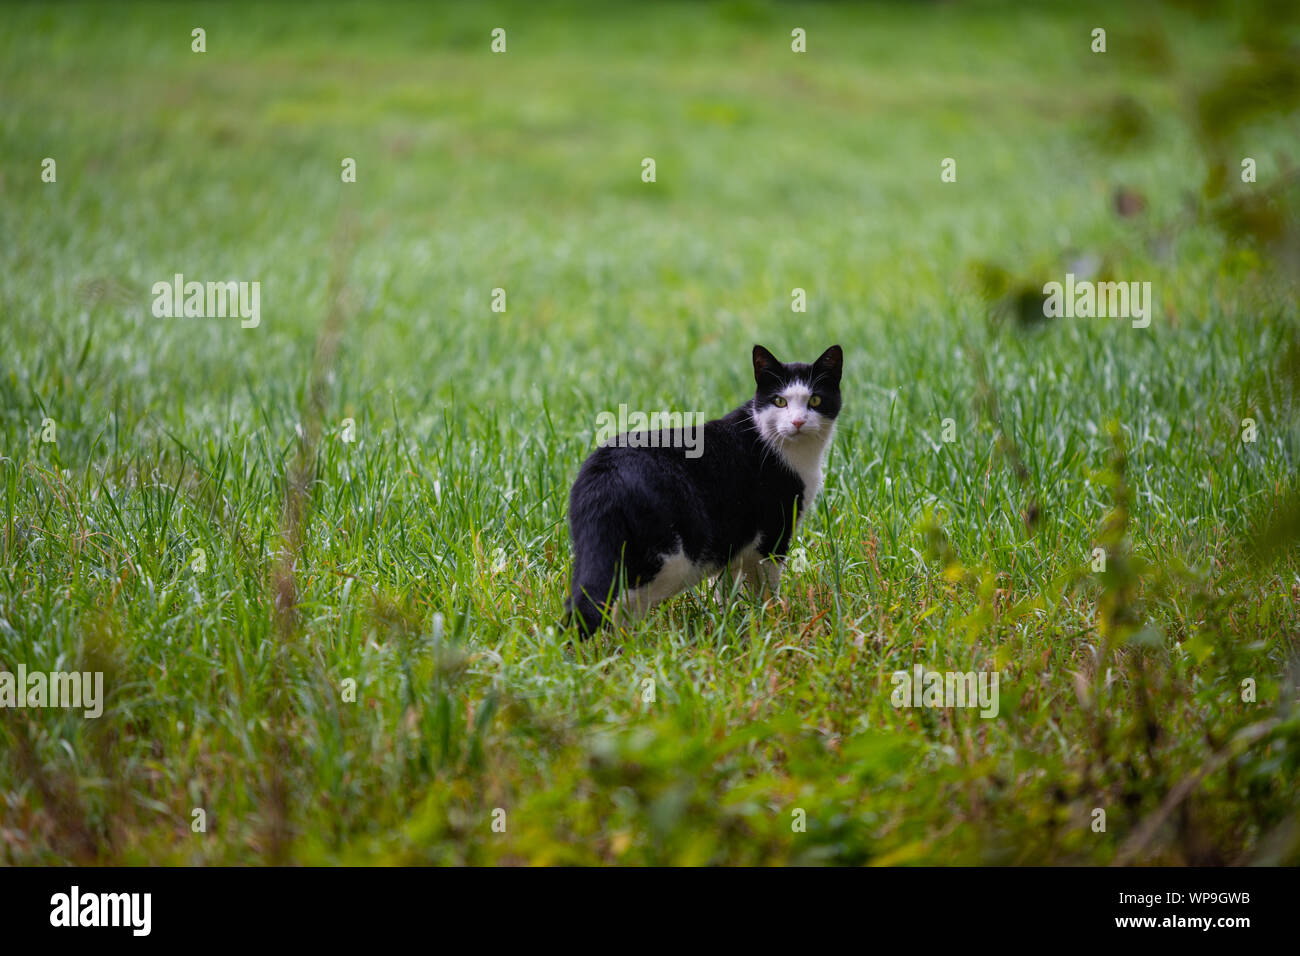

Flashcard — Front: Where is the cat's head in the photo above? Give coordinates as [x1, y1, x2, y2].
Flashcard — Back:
[750, 344, 843, 445]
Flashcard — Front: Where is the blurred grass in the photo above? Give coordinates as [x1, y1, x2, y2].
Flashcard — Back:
[1, 0, 1298, 864]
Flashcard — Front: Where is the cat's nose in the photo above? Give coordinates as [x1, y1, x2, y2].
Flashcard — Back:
[790, 418, 806, 430]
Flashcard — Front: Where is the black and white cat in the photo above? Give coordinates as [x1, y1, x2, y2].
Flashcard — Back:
[564, 344, 843, 634]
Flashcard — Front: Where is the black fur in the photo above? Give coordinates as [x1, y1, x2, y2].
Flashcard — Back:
[563, 344, 843, 635]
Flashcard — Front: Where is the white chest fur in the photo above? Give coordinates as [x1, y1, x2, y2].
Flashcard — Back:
[774, 421, 834, 511]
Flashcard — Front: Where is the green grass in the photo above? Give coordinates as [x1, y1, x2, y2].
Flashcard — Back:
[2, 0, 1299, 865]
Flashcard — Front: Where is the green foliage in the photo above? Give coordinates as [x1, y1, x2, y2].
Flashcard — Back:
[0, 0, 1298, 865]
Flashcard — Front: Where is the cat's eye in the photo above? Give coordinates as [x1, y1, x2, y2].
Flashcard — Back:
[809, 395, 822, 408]
[773, 397, 787, 407]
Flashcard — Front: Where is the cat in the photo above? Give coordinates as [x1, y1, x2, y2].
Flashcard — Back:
[563, 344, 843, 635]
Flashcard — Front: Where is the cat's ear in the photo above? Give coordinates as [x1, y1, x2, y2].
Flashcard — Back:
[753, 344, 782, 384]
[813, 345, 843, 385]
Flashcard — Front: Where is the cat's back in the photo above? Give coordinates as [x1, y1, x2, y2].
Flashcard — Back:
[574, 408, 754, 489]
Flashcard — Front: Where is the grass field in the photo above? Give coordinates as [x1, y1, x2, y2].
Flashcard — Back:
[2, 0, 1299, 865]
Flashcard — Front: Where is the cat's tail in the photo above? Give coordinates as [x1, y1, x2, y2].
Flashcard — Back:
[562, 529, 623, 637]
[562, 589, 609, 637]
